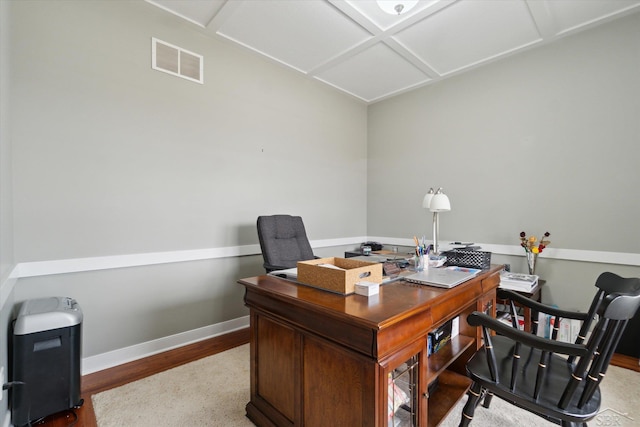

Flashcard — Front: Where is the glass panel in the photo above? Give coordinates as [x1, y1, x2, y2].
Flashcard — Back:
[388, 355, 419, 427]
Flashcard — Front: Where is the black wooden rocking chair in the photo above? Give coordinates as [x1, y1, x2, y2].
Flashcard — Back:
[459, 272, 640, 427]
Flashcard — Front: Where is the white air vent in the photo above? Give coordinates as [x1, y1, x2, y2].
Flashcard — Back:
[152, 38, 203, 84]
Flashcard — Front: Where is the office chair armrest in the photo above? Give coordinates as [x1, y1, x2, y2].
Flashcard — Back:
[264, 257, 318, 273]
[497, 289, 590, 321]
[468, 311, 589, 357]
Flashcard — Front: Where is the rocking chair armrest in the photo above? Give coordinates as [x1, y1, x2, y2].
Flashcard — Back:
[467, 311, 590, 357]
[497, 289, 590, 321]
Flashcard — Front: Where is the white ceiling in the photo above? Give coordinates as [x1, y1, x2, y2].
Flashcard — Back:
[147, 0, 640, 103]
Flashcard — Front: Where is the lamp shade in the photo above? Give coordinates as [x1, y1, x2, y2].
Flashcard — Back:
[429, 189, 451, 212]
[422, 188, 434, 209]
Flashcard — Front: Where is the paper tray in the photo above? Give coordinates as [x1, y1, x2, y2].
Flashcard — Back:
[297, 257, 383, 295]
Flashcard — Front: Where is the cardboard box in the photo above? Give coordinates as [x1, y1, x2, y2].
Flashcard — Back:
[297, 257, 383, 295]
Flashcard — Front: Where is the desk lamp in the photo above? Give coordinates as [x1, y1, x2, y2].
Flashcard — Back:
[422, 188, 451, 255]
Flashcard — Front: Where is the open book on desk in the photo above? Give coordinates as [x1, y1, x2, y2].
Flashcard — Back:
[404, 266, 481, 288]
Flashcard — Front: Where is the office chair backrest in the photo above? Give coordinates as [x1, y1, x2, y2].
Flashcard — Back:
[257, 215, 315, 273]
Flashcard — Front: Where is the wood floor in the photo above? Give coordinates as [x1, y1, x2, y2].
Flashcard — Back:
[611, 352, 640, 373]
[35, 328, 250, 427]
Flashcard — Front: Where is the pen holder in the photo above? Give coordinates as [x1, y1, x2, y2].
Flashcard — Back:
[415, 254, 425, 272]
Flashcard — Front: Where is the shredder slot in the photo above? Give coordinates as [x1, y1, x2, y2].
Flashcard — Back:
[34, 337, 62, 352]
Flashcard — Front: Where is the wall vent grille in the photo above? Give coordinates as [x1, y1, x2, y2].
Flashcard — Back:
[152, 38, 203, 84]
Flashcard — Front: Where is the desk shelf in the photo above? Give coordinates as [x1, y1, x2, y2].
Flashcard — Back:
[427, 370, 472, 427]
[426, 332, 475, 427]
[427, 335, 474, 385]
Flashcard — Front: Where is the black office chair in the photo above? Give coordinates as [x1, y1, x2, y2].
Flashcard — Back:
[460, 272, 640, 427]
[257, 215, 316, 273]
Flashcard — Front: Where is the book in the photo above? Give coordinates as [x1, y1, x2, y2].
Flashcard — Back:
[498, 314, 525, 330]
[536, 313, 582, 343]
[499, 272, 538, 292]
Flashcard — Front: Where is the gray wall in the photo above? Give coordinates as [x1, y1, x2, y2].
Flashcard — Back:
[11, 0, 367, 261]
[8, 0, 367, 361]
[0, 0, 15, 420]
[368, 12, 640, 310]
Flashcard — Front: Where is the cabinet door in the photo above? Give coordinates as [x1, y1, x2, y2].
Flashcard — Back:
[302, 335, 376, 427]
[381, 339, 427, 427]
[253, 314, 298, 424]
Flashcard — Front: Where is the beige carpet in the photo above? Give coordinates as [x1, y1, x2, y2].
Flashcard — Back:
[93, 343, 639, 426]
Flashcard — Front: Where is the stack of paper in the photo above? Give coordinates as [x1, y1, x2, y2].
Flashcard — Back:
[268, 268, 298, 280]
[499, 272, 538, 292]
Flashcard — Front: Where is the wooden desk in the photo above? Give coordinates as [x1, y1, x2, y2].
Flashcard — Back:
[238, 264, 502, 427]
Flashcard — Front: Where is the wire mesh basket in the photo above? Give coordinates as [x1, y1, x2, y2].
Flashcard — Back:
[442, 249, 492, 270]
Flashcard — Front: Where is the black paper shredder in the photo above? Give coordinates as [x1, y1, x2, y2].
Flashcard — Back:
[11, 297, 83, 426]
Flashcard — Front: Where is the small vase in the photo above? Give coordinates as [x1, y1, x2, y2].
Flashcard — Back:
[526, 252, 538, 275]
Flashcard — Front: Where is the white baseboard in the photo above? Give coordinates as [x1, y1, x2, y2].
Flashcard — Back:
[1, 410, 10, 427]
[81, 315, 249, 375]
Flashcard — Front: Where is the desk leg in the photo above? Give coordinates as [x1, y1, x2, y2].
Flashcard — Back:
[523, 306, 532, 333]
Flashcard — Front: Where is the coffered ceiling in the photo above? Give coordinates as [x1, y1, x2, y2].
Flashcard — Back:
[147, 0, 640, 103]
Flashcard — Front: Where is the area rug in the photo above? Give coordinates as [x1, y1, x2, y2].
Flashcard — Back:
[93, 343, 639, 426]
[93, 344, 253, 427]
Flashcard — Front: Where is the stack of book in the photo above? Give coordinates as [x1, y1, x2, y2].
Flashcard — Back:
[499, 272, 538, 292]
[428, 318, 456, 356]
[537, 313, 582, 343]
